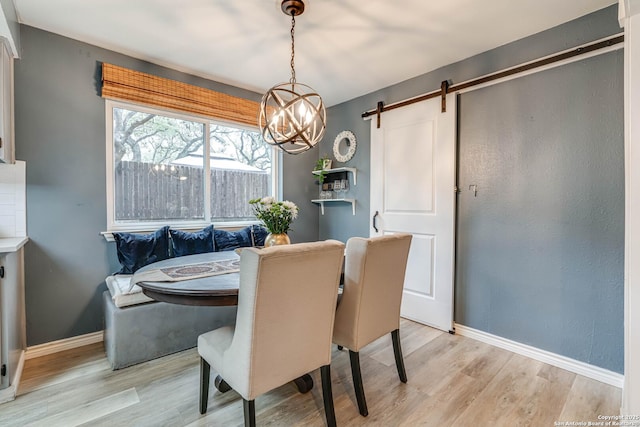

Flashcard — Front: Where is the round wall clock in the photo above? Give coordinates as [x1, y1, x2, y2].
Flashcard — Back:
[333, 130, 357, 163]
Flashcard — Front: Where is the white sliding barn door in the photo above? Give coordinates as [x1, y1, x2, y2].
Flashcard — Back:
[370, 96, 456, 332]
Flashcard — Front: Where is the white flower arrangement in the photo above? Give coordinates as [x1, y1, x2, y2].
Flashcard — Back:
[249, 198, 299, 234]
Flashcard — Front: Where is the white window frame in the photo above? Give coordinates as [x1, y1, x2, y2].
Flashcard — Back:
[105, 99, 280, 233]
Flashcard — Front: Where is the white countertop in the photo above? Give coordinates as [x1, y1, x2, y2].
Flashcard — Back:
[0, 237, 29, 253]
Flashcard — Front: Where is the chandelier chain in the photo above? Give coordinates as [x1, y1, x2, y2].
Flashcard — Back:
[259, 1, 326, 154]
[290, 14, 296, 84]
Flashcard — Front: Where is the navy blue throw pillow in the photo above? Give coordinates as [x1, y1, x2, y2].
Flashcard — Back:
[170, 225, 215, 257]
[214, 225, 269, 252]
[251, 225, 269, 246]
[112, 226, 171, 274]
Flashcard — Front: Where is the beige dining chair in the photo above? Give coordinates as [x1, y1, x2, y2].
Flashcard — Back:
[198, 240, 346, 427]
[333, 233, 412, 417]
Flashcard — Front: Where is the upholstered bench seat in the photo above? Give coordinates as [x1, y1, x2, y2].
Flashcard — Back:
[102, 224, 267, 370]
[103, 288, 236, 370]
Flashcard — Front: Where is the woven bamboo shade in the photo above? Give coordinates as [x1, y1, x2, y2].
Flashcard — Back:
[101, 63, 260, 127]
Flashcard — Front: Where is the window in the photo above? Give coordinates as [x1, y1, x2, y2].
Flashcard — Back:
[106, 101, 278, 231]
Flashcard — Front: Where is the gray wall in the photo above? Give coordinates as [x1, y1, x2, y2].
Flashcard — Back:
[282, 149, 320, 245]
[321, 5, 623, 372]
[14, 25, 317, 346]
[318, 102, 371, 241]
[456, 51, 623, 373]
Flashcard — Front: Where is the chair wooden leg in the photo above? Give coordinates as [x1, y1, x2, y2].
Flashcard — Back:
[391, 329, 408, 383]
[243, 399, 256, 427]
[199, 357, 210, 414]
[320, 365, 337, 427]
[348, 350, 368, 417]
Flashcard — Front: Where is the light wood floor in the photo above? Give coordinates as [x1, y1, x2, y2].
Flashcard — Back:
[0, 319, 621, 426]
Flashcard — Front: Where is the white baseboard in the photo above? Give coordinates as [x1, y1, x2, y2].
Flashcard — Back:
[0, 350, 24, 404]
[454, 323, 624, 388]
[13, 350, 25, 394]
[25, 331, 104, 360]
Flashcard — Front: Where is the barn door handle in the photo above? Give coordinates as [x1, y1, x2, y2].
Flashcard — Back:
[372, 211, 379, 233]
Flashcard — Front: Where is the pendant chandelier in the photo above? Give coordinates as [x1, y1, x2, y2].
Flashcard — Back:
[259, 0, 326, 155]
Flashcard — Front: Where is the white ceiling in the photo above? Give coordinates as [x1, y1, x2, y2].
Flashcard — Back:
[13, 0, 617, 107]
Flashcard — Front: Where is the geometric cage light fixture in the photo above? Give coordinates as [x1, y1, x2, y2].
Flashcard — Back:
[259, 0, 326, 155]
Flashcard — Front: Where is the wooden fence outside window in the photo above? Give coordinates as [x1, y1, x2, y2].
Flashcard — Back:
[114, 161, 269, 222]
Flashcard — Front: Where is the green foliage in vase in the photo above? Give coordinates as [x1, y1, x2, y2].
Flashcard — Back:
[313, 156, 330, 184]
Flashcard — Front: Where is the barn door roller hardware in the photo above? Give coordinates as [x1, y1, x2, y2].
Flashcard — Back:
[362, 34, 623, 122]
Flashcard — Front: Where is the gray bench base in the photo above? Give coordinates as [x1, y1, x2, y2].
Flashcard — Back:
[103, 291, 236, 370]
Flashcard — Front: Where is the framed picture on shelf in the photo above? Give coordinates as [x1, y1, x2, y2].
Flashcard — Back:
[322, 159, 332, 170]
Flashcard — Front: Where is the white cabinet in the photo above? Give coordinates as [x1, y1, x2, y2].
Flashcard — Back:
[0, 39, 13, 164]
[0, 243, 26, 403]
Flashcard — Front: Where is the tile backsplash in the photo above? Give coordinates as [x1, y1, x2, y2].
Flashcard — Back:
[0, 161, 26, 237]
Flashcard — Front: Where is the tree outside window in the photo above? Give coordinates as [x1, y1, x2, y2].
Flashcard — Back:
[109, 104, 274, 227]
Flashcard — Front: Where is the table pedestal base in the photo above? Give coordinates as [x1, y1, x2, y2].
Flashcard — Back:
[214, 374, 314, 394]
[214, 375, 231, 393]
[293, 374, 314, 393]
